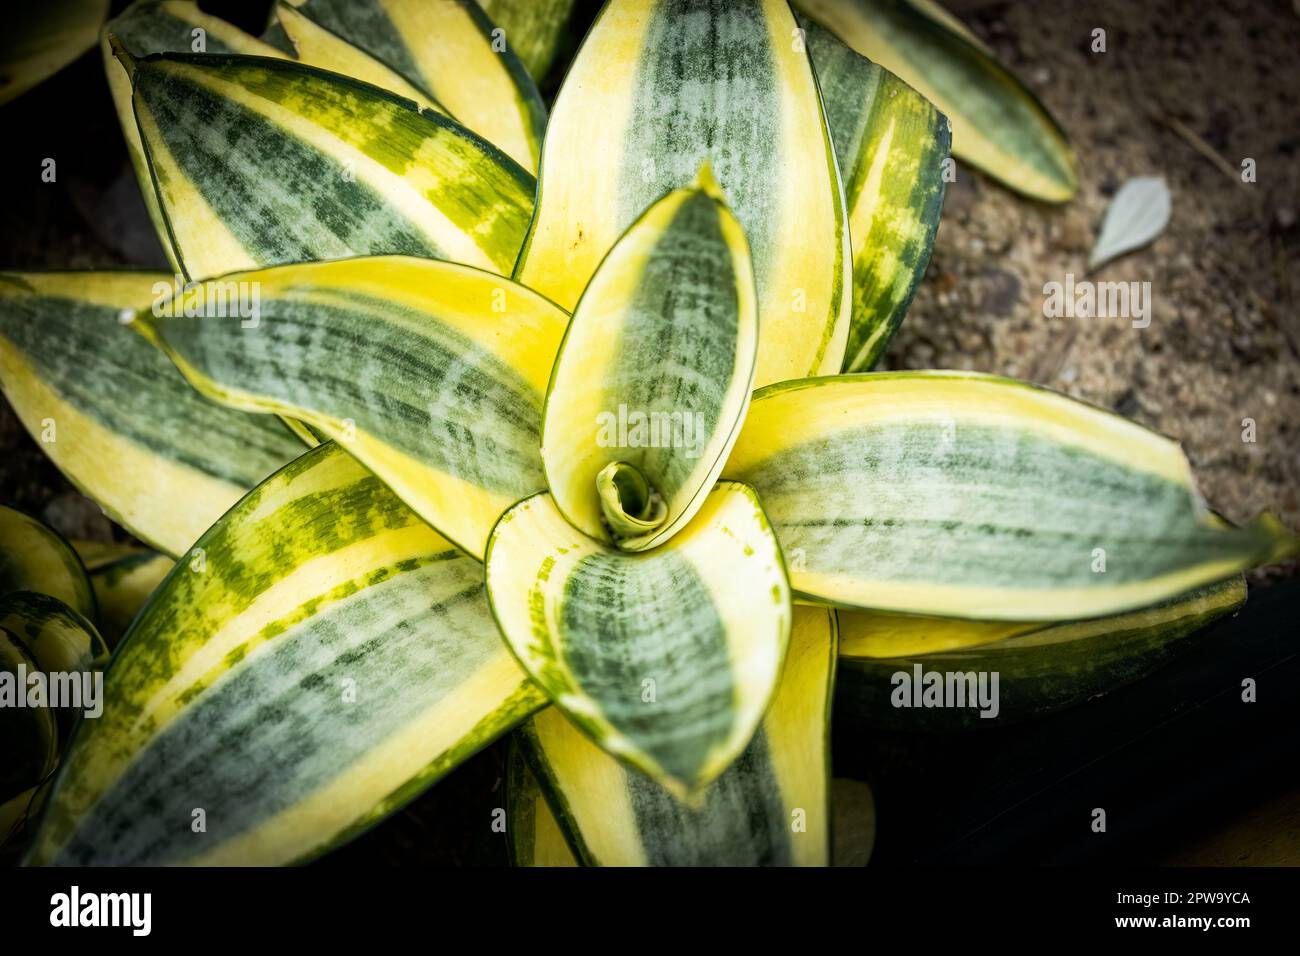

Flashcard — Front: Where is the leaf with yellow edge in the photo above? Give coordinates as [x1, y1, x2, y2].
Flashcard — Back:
[0, 505, 95, 621]
[103, 1, 291, 273]
[118, 47, 534, 281]
[2, 1, 109, 105]
[479, 0, 580, 84]
[0, 272, 303, 558]
[269, 0, 546, 173]
[25, 443, 547, 866]
[725, 372, 1298, 620]
[132, 256, 568, 560]
[72, 541, 173, 648]
[542, 168, 758, 552]
[798, 0, 1077, 202]
[836, 577, 1247, 729]
[799, 13, 949, 372]
[0, 630, 57, 808]
[484, 482, 791, 800]
[515, 0, 850, 388]
[264, 2, 446, 114]
[511, 607, 836, 865]
[0, 591, 108, 738]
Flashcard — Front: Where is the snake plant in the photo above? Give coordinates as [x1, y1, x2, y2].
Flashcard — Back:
[1, 0, 1293, 867]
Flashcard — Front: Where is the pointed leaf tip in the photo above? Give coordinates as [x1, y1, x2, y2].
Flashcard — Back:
[106, 33, 135, 72]
[691, 162, 727, 202]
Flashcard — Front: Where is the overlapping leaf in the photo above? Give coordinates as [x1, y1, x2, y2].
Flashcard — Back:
[0, 591, 108, 737]
[837, 577, 1246, 728]
[0, 504, 96, 621]
[725, 372, 1297, 620]
[485, 483, 791, 799]
[3, 1, 109, 105]
[73, 541, 173, 647]
[542, 168, 758, 551]
[515, 0, 851, 388]
[0, 273, 302, 557]
[512, 607, 835, 865]
[799, 0, 1076, 202]
[26, 443, 546, 866]
[119, 48, 534, 280]
[480, 0, 580, 83]
[800, 14, 949, 371]
[269, 0, 546, 172]
[132, 256, 568, 559]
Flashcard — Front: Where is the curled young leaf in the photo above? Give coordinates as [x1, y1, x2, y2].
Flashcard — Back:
[485, 483, 791, 799]
[541, 169, 758, 552]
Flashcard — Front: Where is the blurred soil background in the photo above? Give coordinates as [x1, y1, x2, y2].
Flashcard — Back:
[0, 0, 1296, 863]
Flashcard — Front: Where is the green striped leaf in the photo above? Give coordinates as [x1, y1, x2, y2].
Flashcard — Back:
[132, 255, 568, 560]
[73, 541, 173, 648]
[25, 442, 547, 866]
[798, 0, 1076, 202]
[0, 591, 108, 737]
[800, 14, 949, 372]
[0, 630, 57, 806]
[512, 606, 835, 865]
[723, 372, 1298, 620]
[3, 1, 109, 105]
[484, 482, 791, 799]
[271, 0, 546, 173]
[0, 505, 95, 621]
[266, 3, 445, 113]
[506, 741, 578, 867]
[837, 577, 1246, 729]
[0, 272, 303, 558]
[103, 1, 290, 272]
[542, 168, 758, 552]
[480, 0, 580, 84]
[515, 0, 851, 389]
[119, 48, 535, 281]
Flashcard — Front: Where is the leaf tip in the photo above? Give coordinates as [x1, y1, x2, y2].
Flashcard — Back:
[691, 161, 728, 204]
[105, 33, 136, 73]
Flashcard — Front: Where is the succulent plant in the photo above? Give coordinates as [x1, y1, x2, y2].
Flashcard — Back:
[0, 0, 1292, 866]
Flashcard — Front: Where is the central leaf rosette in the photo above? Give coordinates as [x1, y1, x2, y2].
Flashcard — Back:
[486, 167, 792, 798]
[540, 165, 757, 553]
